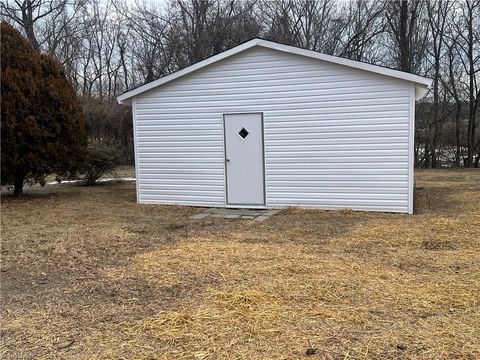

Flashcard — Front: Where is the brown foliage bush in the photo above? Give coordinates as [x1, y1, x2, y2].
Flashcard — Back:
[1, 22, 87, 195]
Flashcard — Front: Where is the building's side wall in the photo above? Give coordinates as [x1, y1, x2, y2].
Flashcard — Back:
[134, 47, 413, 212]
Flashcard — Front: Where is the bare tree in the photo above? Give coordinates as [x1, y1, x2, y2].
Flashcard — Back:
[442, 30, 465, 167]
[259, 0, 339, 53]
[386, 0, 429, 73]
[117, 1, 174, 83]
[1, 0, 71, 51]
[1, 0, 478, 167]
[452, 0, 480, 167]
[338, 0, 386, 62]
[167, 0, 260, 69]
[424, 0, 452, 167]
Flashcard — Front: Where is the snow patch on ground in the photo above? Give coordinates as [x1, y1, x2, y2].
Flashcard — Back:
[47, 177, 136, 185]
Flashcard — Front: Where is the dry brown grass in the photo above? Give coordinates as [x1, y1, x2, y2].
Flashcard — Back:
[1, 169, 479, 359]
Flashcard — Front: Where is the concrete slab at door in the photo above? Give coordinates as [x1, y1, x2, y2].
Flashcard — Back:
[224, 113, 265, 206]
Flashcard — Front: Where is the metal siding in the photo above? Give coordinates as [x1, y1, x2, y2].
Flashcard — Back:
[134, 47, 412, 212]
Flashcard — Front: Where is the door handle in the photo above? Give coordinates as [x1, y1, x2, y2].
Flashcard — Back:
[226, 158, 230, 162]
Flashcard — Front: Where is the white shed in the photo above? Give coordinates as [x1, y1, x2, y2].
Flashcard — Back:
[118, 38, 432, 214]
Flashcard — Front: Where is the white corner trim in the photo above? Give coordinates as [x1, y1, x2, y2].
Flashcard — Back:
[117, 38, 433, 104]
[408, 84, 416, 214]
[132, 98, 140, 203]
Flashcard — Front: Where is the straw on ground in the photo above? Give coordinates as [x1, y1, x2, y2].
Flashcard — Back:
[1, 169, 479, 359]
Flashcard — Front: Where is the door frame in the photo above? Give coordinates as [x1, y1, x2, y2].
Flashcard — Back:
[222, 112, 266, 208]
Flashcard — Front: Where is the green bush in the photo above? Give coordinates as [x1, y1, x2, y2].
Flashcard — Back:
[82, 142, 120, 185]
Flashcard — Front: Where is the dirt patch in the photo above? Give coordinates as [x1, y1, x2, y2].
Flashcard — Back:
[421, 239, 457, 250]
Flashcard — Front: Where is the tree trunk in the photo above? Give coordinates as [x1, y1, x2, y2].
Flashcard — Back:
[455, 104, 461, 167]
[399, 0, 410, 72]
[475, 140, 480, 168]
[431, 143, 437, 168]
[13, 177, 24, 196]
[22, 0, 41, 52]
[424, 143, 431, 168]
[465, 1, 476, 167]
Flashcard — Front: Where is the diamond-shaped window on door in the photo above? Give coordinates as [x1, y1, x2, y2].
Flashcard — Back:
[238, 127, 249, 139]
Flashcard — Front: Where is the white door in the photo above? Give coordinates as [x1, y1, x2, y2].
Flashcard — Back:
[224, 113, 265, 206]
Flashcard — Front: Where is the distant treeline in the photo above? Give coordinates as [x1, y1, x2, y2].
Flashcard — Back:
[2, 0, 479, 167]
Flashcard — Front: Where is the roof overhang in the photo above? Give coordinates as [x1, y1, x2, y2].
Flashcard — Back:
[414, 83, 431, 100]
[117, 38, 432, 105]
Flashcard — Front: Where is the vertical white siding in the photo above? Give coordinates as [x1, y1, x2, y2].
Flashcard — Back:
[134, 47, 414, 212]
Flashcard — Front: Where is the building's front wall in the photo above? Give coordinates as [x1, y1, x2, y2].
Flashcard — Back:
[133, 47, 414, 213]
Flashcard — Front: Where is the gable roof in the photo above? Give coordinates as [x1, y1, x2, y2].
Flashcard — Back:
[117, 38, 432, 104]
